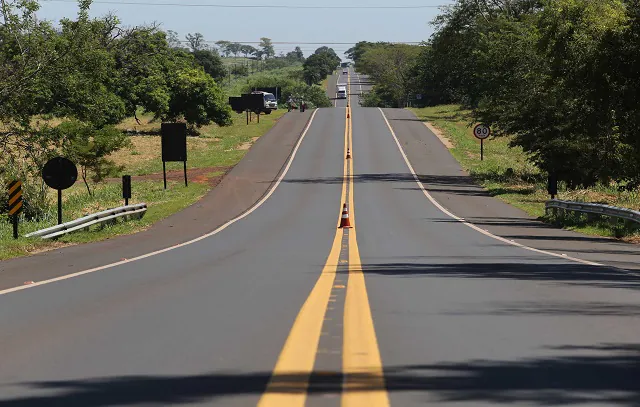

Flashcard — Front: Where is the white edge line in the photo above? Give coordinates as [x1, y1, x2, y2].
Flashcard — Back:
[377, 107, 608, 268]
[0, 109, 321, 296]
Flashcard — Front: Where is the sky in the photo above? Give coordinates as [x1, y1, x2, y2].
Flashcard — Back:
[37, 0, 455, 57]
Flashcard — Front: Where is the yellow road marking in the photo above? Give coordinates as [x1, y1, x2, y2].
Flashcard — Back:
[343, 90, 390, 406]
[257, 106, 350, 407]
[260, 69, 388, 405]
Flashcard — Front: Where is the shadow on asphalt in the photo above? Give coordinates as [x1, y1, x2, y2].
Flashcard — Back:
[442, 300, 640, 317]
[1, 344, 639, 406]
[282, 172, 538, 199]
[359, 261, 640, 289]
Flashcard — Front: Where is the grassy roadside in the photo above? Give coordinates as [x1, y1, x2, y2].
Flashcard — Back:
[409, 105, 640, 241]
[0, 109, 287, 260]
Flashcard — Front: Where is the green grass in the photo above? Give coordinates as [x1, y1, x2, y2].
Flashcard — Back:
[115, 109, 287, 176]
[0, 181, 208, 260]
[409, 105, 640, 241]
[0, 109, 286, 260]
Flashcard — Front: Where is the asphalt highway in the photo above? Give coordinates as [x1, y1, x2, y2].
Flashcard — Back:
[0, 68, 639, 406]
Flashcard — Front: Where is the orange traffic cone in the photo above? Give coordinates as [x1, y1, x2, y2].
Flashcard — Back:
[346, 148, 351, 159]
[339, 203, 352, 228]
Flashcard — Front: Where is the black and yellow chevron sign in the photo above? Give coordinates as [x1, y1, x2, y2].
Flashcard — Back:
[7, 180, 23, 216]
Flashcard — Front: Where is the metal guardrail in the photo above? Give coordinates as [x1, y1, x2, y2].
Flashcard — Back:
[25, 203, 147, 239]
[545, 199, 640, 224]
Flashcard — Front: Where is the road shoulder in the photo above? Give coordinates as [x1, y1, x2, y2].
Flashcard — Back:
[383, 108, 640, 271]
[0, 111, 315, 290]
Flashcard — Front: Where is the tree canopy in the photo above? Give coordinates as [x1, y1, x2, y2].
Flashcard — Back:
[303, 47, 341, 85]
[0, 0, 232, 216]
[357, 0, 640, 189]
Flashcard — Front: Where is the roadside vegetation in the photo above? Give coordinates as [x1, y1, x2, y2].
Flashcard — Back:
[0, 109, 286, 260]
[410, 105, 640, 241]
[351, 0, 640, 240]
[0, 0, 333, 258]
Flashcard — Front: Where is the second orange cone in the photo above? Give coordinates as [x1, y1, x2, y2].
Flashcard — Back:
[339, 203, 352, 228]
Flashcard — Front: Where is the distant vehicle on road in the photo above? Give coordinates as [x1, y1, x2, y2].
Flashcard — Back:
[251, 91, 278, 114]
[337, 86, 347, 99]
[342, 69, 348, 75]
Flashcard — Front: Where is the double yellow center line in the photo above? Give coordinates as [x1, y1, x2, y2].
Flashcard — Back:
[258, 72, 389, 406]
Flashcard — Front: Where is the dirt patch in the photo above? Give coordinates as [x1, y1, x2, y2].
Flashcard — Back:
[425, 122, 454, 149]
[107, 166, 231, 187]
[237, 137, 260, 151]
[23, 240, 75, 257]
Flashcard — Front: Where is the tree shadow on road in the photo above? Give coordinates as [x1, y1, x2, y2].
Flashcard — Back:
[1, 343, 639, 406]
[360, 261, 640, 290]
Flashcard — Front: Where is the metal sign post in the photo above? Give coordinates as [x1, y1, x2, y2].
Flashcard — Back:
[7, 180, 22, 239]
[473, 124, 491, 161]
[42, 157, 78, 225]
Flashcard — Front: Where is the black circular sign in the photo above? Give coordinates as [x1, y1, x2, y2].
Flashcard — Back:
[42, 157, 77, 190]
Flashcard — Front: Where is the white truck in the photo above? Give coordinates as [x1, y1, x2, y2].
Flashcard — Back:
[336, 85, 347, 99]
[251, 91, 278, 114]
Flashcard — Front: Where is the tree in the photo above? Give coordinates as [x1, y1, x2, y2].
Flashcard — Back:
[186, 32, 205, 51]
[302, 46, 342, 85]
[259, 37, 275, 59]
[0, 0, 234, 215]
[358, 44, 421, 107]
[215, 40, 231, 57]
[166, 30, 184, 49]
[60, 121, 131, 196]
[227, 42, 242, 58]
[165, 66, 232, 126]
[192, 50, 226, 82]
[240, 44, 257, 58]
[345, 41, 378, 65]
[285, 46, 305, 62]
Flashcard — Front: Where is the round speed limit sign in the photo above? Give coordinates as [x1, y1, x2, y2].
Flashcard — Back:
[473, 124, 491, 140]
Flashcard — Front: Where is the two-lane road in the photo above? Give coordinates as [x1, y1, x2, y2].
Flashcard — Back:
[0, 68, 639, 406]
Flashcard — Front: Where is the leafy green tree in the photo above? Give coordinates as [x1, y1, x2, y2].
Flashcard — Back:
[59, 121, 131, 196]
[240, 44, 257, 58]
[192, 49, 226, 82]
[471, 0, 629, 187]
[215, 40, 231, 57]
[345, 41, 379, 66]
[227, 42, 242, 58]
[1, 2, 234, 214]
[165, 67, 232, 126]
[358, 44, 421, 107]
[302, 46, 341, 85]
[259, 37, 275, 59]
[289, 46, 305, 61]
